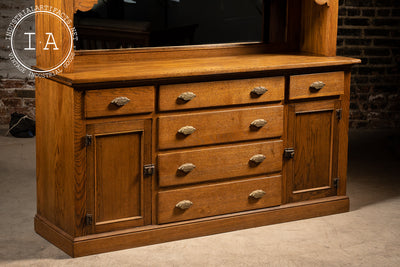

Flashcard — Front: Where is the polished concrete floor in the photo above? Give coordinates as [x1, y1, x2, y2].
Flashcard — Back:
[0, 129, 399, 266]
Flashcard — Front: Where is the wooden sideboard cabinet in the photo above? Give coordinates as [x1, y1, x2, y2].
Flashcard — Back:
[34, 0, 360, 257]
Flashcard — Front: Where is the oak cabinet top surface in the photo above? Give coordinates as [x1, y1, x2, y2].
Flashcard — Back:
[54, 53, 359, 87]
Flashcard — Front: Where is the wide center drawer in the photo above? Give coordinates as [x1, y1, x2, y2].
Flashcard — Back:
[84, 86, 155, 118]
[157, 175, 282, 224]
[158, 140, 283, 187]
[159, 77, 284, 111]
[158, 106, 283, 149]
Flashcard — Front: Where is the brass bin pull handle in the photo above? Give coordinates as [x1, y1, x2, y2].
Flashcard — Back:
[176, 200, 193, 210]
[111, 97, 130, 107]
[177, 92, 196, 102]
[309, 81, 326, 92]
[250, 154, 266, 164]
[178, 126, 196, 136]
[178, 163, 196, 173]
[250, 119, 267, 128]
[251, 86, 268, 97]
[249, 190, 266, 199]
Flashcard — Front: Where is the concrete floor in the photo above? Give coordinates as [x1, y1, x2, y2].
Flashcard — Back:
[0, 129, 399, 266]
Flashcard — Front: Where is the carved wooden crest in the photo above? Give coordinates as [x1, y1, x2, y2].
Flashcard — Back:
[74, 0, 98, 12]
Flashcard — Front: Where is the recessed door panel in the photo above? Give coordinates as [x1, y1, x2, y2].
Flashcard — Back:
[86, 119, 152, 234]
[287, 100, 340, 202]
[293, 111, 332, 192]
[95, 132, 142, 224]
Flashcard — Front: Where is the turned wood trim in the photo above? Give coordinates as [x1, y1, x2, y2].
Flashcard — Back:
[74, 0, 98, 12]
[314, 0, 330, 6]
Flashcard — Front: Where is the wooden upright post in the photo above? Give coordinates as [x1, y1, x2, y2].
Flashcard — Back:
[300, 0, 339, 56]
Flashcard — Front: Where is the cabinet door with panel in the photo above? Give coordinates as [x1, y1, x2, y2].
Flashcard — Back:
[286, 100, 341, 203]
[85, 119, 152, 234]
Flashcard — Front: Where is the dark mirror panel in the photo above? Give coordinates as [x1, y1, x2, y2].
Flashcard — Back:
[74, 0, 264, 50]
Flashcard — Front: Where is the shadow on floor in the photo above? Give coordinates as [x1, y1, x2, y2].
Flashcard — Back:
[347, 129, 400, 211]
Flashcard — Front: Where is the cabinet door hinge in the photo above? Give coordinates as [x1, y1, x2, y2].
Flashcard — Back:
[85, 214, 93, 225]
[85, 135, 92, 146]
[336, 109, 342, 120]
[284, 148, 295, 159]
[333, 178, 339, 189]
[144, 164, 155, 176]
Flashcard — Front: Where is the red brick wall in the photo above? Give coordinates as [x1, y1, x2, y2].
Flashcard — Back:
[1, 0, 36, 126]
[0, 79, 35, 125]
[337, 0, 400, 128]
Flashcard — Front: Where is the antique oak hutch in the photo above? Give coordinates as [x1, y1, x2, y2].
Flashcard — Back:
[35, 0, 360, 257]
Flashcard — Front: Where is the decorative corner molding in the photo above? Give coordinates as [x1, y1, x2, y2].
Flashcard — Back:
[74, 0, 98, 12]
[314, 0, 330, 7]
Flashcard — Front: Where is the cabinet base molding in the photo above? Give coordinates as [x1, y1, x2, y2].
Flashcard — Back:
[35, 196, 349, 257]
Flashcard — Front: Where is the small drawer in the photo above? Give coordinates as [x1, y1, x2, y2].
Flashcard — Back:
[84, 86, 155, 118]
[159, 77, 284, 111]
[158, 106, 283, 150]
[289, 72, 344, 100]
[158, 141, 283, 187]
[157, 175, 282, 224]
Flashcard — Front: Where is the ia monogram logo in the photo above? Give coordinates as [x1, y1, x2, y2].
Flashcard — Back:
[5, 6, 77, 78]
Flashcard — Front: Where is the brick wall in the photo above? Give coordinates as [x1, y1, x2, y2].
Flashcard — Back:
[1, 0, 400, 128]
[1, 0, 35, 127]
[337, 0, 400, 128]
[0, 79, 35, 125]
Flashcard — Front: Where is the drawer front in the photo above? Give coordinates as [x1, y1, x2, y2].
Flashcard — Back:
[84, 86, 155, 118]
[159, 77, 284, 111]
[289, 72, 344, 100]
[157, 175, 282, 224]
[158, 141, 283, 187]
[158, 106, 283, 150]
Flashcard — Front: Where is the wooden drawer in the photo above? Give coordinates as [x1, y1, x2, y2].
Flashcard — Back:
[158, 106, 283, 149]
[158, 141, 283, 187]
[84, 86, 154, 118]
[289, 72, 344, 100]
[159, 77, 284, 111]
[157, 175, 282, 224]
